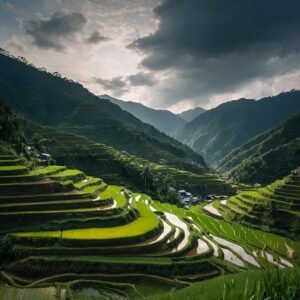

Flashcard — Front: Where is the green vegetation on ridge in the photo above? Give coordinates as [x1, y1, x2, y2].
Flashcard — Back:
[218, 114, 300, 184]
[21, 119, 233, 197]
[175, 91, 300, 164]
[102, 94, 186, 136]
[0, 51, 206, 170]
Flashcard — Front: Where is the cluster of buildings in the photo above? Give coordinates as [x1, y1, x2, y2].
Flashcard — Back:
[24, 145, 52, 165]
[177, 189, 228, 206]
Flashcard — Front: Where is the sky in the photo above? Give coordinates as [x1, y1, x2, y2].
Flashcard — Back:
[1, 0, 300, 113]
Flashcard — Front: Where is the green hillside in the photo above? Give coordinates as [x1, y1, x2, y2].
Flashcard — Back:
[177, 107, 206, 122]
[218, 115, 300, 184]
[102, 95, 186, 136]
[175, 91, 300, 164]
[21, 119, 233, 197]
[0, 154, 297, 299]
[0, 99, 23, 146]
[219, 170, 300, 238]
[0, 51, 206, 170]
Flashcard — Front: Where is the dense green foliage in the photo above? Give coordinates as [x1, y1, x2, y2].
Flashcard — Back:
[176, 91, 300, 164]
[0, 99, 23, 146]
[103, 95, 186, 136]
[218, 115, 300, 184]
[0, 52, 206, 169]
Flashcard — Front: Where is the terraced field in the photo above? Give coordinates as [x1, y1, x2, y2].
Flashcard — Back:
[218, 169, 300, 238]
[0, 155, 297, 299]
[22, 120, 234, 196]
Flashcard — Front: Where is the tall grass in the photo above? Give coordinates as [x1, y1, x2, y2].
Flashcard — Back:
[222, 267, 299, 300]
[261, 267, 299, 299]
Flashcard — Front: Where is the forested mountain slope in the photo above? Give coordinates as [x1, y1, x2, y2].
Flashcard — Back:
[102, 95, 186, 136]
[0, 97, 231, 196]
[176, 91, 300, 164]
[0, 51, 206, 170]
[218, 115, 300, 184]
[177, 107, 206, 122]
[21, 119, 233, 196]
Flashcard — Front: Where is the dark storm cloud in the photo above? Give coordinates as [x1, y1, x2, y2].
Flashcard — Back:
[131, 0, 300, 68]
[129, 0, 300, 104]
[86, 30, 110, 44]
[94, 76, 127, 89]
[94, 72, 156, 96]
[24, 11, 87, 51]
[127, 72, 156, 86]
[94, 76, 128, 97]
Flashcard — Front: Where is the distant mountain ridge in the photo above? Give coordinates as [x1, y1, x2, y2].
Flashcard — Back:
[0, 52, 207, 170]
[101, 95, 186, 136]
[218, 114, 300, 184]
[175, 91, 300, 164]
[177, 107, 206, 122]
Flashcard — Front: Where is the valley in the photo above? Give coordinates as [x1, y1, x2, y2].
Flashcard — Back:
[0, 47, 299, 300]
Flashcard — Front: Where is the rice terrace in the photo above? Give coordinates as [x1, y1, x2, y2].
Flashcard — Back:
[0, 148, 299, 299]
[0, 0, 300, 299]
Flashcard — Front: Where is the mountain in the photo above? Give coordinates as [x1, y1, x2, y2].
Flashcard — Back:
[0, 51, 207, 171]
[101, 95, 186, 136]
[0, 98, 233, 195]
[20, 118, 233, 196]
[175, 91, 300, 164]
[177, 107, 206, 122]
[0, 93, 296, 300]
[218, 115, 300, 184]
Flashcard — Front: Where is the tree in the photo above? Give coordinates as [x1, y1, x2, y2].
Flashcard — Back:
[53, 72, 62, 78]
[17, 56, 28, 64]
[165, 190, 181, 205]
[162, 173, 175, 197]
[140, 163, 153, 193]
[153, 172, 164, 198]
[27, 133, 49, 153]
[0, 100, 22, 143]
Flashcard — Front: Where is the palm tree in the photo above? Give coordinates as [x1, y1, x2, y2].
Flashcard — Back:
[153, 172, 164, 198]
[140, 163, 153, 193]
[163, 173, 175, 196]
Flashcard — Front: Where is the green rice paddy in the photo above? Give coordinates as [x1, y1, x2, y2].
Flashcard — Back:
[0, 154, 299, 299]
